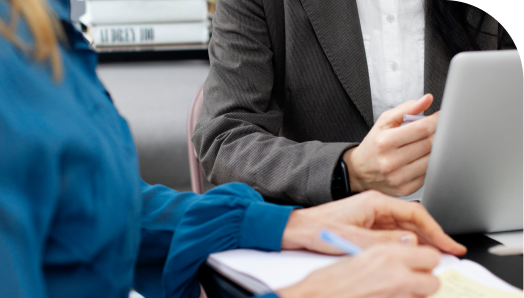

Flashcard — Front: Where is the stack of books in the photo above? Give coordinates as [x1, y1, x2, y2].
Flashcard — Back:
[80, 0, 210, 51]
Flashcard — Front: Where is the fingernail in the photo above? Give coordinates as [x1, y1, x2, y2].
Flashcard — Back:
[401, 234, 416, 246]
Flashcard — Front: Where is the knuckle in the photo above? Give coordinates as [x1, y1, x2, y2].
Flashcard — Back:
[389, 274, 410, 294]
[378, 158, 394, 175]
[420, 121, 434, 135]
[396, 184, 412, 196]
[369, 246, 392, 262]
[425, 136, 434, 149]
[429, 275, 441, 293]
[399, 181, 423, 196]
[375, 135, 391, 151]
[369, 245, 386, 255]
[418, 246, 441, 264]
[381, 248, 400, 263]
[428, 248, 441, 264]
[378, 110, 391, 122]
[387, 188, 402, 197]
[412, 122, 428, 136]
[409, 203, 426, 217]
[427, 126, 435, 136]
[386, 174, 402, 188]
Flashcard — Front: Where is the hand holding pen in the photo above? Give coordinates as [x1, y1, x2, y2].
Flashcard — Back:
[277, 189, 465, 298]
[342, 94, 440, 198]
[277, 226, 442, 298]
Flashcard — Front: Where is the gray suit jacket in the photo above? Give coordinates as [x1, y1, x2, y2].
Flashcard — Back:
[193, 0, 515, 206]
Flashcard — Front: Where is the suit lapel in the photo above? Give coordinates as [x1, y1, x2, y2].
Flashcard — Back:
[299, 0, 374, 127]
[424, 17, 451, 115]
[424, 8, 500, 115]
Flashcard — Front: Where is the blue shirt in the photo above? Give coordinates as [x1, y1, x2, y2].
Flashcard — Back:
[0, 1, 291, 297]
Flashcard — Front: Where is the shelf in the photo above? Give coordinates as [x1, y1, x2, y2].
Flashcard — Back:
[93, 43, 209, 53]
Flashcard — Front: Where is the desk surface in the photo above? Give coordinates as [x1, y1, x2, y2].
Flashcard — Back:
[451, 234, 522, 289]
[199, 233, 523, 298]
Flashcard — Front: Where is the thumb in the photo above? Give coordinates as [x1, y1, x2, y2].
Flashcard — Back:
[378, 94, 434, 128]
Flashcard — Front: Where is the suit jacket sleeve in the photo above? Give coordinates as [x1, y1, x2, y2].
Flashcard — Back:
[192, 0, 355, 206]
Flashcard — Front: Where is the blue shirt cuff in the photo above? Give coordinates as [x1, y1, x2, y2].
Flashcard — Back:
[239, 202, 295, 251]
[254, 293, 280, 298]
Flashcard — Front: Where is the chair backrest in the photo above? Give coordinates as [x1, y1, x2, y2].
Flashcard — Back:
[186, 84, 205, 194]
[187, 85, 209, 298]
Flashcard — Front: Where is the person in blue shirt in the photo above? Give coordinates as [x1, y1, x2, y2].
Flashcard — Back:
[0, 0, 466, 297]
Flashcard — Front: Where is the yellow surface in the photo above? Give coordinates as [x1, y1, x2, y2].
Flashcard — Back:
[429, 269, 523, 298]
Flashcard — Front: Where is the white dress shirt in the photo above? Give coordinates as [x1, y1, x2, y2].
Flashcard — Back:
[355, 0, 425, 122]
[356, 0, 426, 200]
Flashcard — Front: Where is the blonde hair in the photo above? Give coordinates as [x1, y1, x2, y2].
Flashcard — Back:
[0, 0, 63, 81]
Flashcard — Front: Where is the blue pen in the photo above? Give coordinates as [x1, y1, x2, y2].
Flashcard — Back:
[319, 229, 363, 255]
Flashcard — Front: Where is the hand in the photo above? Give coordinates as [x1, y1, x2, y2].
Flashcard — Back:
[344, 94, 438, 196]
[281, 190, 466, 255]
[276, 244, 441, 298]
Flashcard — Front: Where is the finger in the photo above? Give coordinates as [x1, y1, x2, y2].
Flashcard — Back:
[380, 146, 431, 185]
[397, 246, 441, 271]
[390, 174, 426, 198]
[388, 155, 429, 192]
[405, 271, 441, 296]
[396, 135, 433, 165]
[377, 199, 467, 255]
[381, 112, 438, 148]
[418, 233, 467, 256]
[405, 206, 467, 256]
[336, 226, 419, 248]
[379, 167, 426, 198]
[377, 94, 434, 128]
[404, 155, 430, 181]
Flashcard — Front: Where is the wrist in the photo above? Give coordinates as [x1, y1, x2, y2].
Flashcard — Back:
[331, 159, 349, 200]
[343, 148, 364, 193]
[281, 209, 315, 250]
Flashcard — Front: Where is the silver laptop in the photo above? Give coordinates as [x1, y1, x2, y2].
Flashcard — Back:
[421, 50, 523, 235]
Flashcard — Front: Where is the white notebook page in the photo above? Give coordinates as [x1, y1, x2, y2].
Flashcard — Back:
[208, 249, 521, 295]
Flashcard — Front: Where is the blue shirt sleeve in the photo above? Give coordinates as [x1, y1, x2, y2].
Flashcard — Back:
[0, 133, 57, 298]
[134, 181, 293, 298]
[257, 294, 280, 298]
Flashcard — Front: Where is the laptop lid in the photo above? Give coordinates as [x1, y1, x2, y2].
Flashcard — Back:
[422, 50, 523, 235]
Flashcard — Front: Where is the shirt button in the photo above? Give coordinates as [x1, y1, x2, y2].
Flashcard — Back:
[391, 62, 399, 71]
[386, 14, 395, 23]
